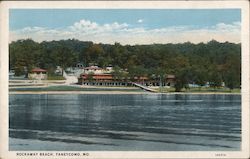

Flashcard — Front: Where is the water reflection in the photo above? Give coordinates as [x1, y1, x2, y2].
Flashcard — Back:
[9, 94, 241, 151]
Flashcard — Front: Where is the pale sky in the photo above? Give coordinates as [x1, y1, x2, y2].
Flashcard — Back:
[10, 9, 241, 44]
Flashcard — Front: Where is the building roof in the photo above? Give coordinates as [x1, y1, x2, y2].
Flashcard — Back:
[80, 74, 175, 80]
[133, 76, 148, 80]
[84, 66, 103, 70]
[81, 74, 113, 80]
[31, 68, 47, 73]
[166, 75, 175, 79]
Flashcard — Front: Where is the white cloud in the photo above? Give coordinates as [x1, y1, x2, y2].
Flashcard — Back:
[10, 19, 241, 44]
[137, 19, 143, 23]
[70, 19, 98, 31]
[69, 19, 128, 35]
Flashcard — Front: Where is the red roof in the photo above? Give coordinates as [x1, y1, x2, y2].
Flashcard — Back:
[80, 74, 175, 80]
[81, 74, 113, 80]
[31, 68, 47, 73]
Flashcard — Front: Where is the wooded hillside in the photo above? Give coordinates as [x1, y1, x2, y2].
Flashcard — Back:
[9, 39, 241, 90]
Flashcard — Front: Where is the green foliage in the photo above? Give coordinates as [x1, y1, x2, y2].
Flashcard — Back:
[128, 65, 148, 81]
[9, 39, 42, 77]
[174, 68, 190, 92]
[9, 39, 241, 92]
[224, 70, 240, 90]
[85, 44, 104, 64]
[112, 66, 128, 81]
[47, 76, 65, 80]
[86, 72, 94, 82]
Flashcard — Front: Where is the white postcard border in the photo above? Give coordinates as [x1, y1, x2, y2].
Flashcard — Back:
[0, 1, 249, 159]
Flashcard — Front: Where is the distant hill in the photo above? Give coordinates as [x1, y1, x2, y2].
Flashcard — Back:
[9, 39, 241, 91]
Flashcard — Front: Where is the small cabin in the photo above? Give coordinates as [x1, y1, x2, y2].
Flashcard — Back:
[28, 68, 47, 80]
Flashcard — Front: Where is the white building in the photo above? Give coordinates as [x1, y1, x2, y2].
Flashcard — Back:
[83, 66, 113, 74]
[28, 68, 47, 80]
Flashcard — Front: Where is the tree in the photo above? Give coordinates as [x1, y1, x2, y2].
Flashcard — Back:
[85, 44, 104, 65]
[109, 42, 130, 68]
[193, 66, 207, 89]
[208, 71, 222, 89]
[174, 68, 190, 92]
[112, 66, 124, 81]
[9, 38, 241, 91]
[9, 39, 42, 77]
[128, 65, 147, 82]
[224, 70, 239, 90]
[222, 53, 241, 90]
[54, 46, 77, 76]
[86, 72, 94, 82]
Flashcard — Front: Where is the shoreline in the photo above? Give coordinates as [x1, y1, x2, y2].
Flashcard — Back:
[9, 91, 241, 95]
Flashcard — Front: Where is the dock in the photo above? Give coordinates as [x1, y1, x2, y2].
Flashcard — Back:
[131, 82, 157, 92]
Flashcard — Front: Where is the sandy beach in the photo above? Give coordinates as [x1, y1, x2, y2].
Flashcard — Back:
[9, 91, 241, 95]
[9, 82, 241, 95]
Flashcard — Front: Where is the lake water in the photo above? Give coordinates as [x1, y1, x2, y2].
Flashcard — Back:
[9, 94, 241, 151]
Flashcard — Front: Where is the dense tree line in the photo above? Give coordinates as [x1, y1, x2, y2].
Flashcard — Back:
[9, 39, 241, 91]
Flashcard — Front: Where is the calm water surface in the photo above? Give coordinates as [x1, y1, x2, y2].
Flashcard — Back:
[9, 94, 241, 151]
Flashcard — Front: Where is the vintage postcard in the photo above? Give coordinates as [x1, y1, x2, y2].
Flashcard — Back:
[0, 1, 249, 159]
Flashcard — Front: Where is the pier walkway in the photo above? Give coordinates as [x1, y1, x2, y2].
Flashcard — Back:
[131, 82, 157, 92]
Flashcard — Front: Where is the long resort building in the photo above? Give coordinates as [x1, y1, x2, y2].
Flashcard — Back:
[78, 68, 175, 87]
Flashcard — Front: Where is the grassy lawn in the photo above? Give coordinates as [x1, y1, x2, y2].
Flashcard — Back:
[9, 85, 144, 92]
[156, 87, 241, 93]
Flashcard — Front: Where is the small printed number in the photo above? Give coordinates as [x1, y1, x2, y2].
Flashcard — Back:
[215, 154, 226, 157]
